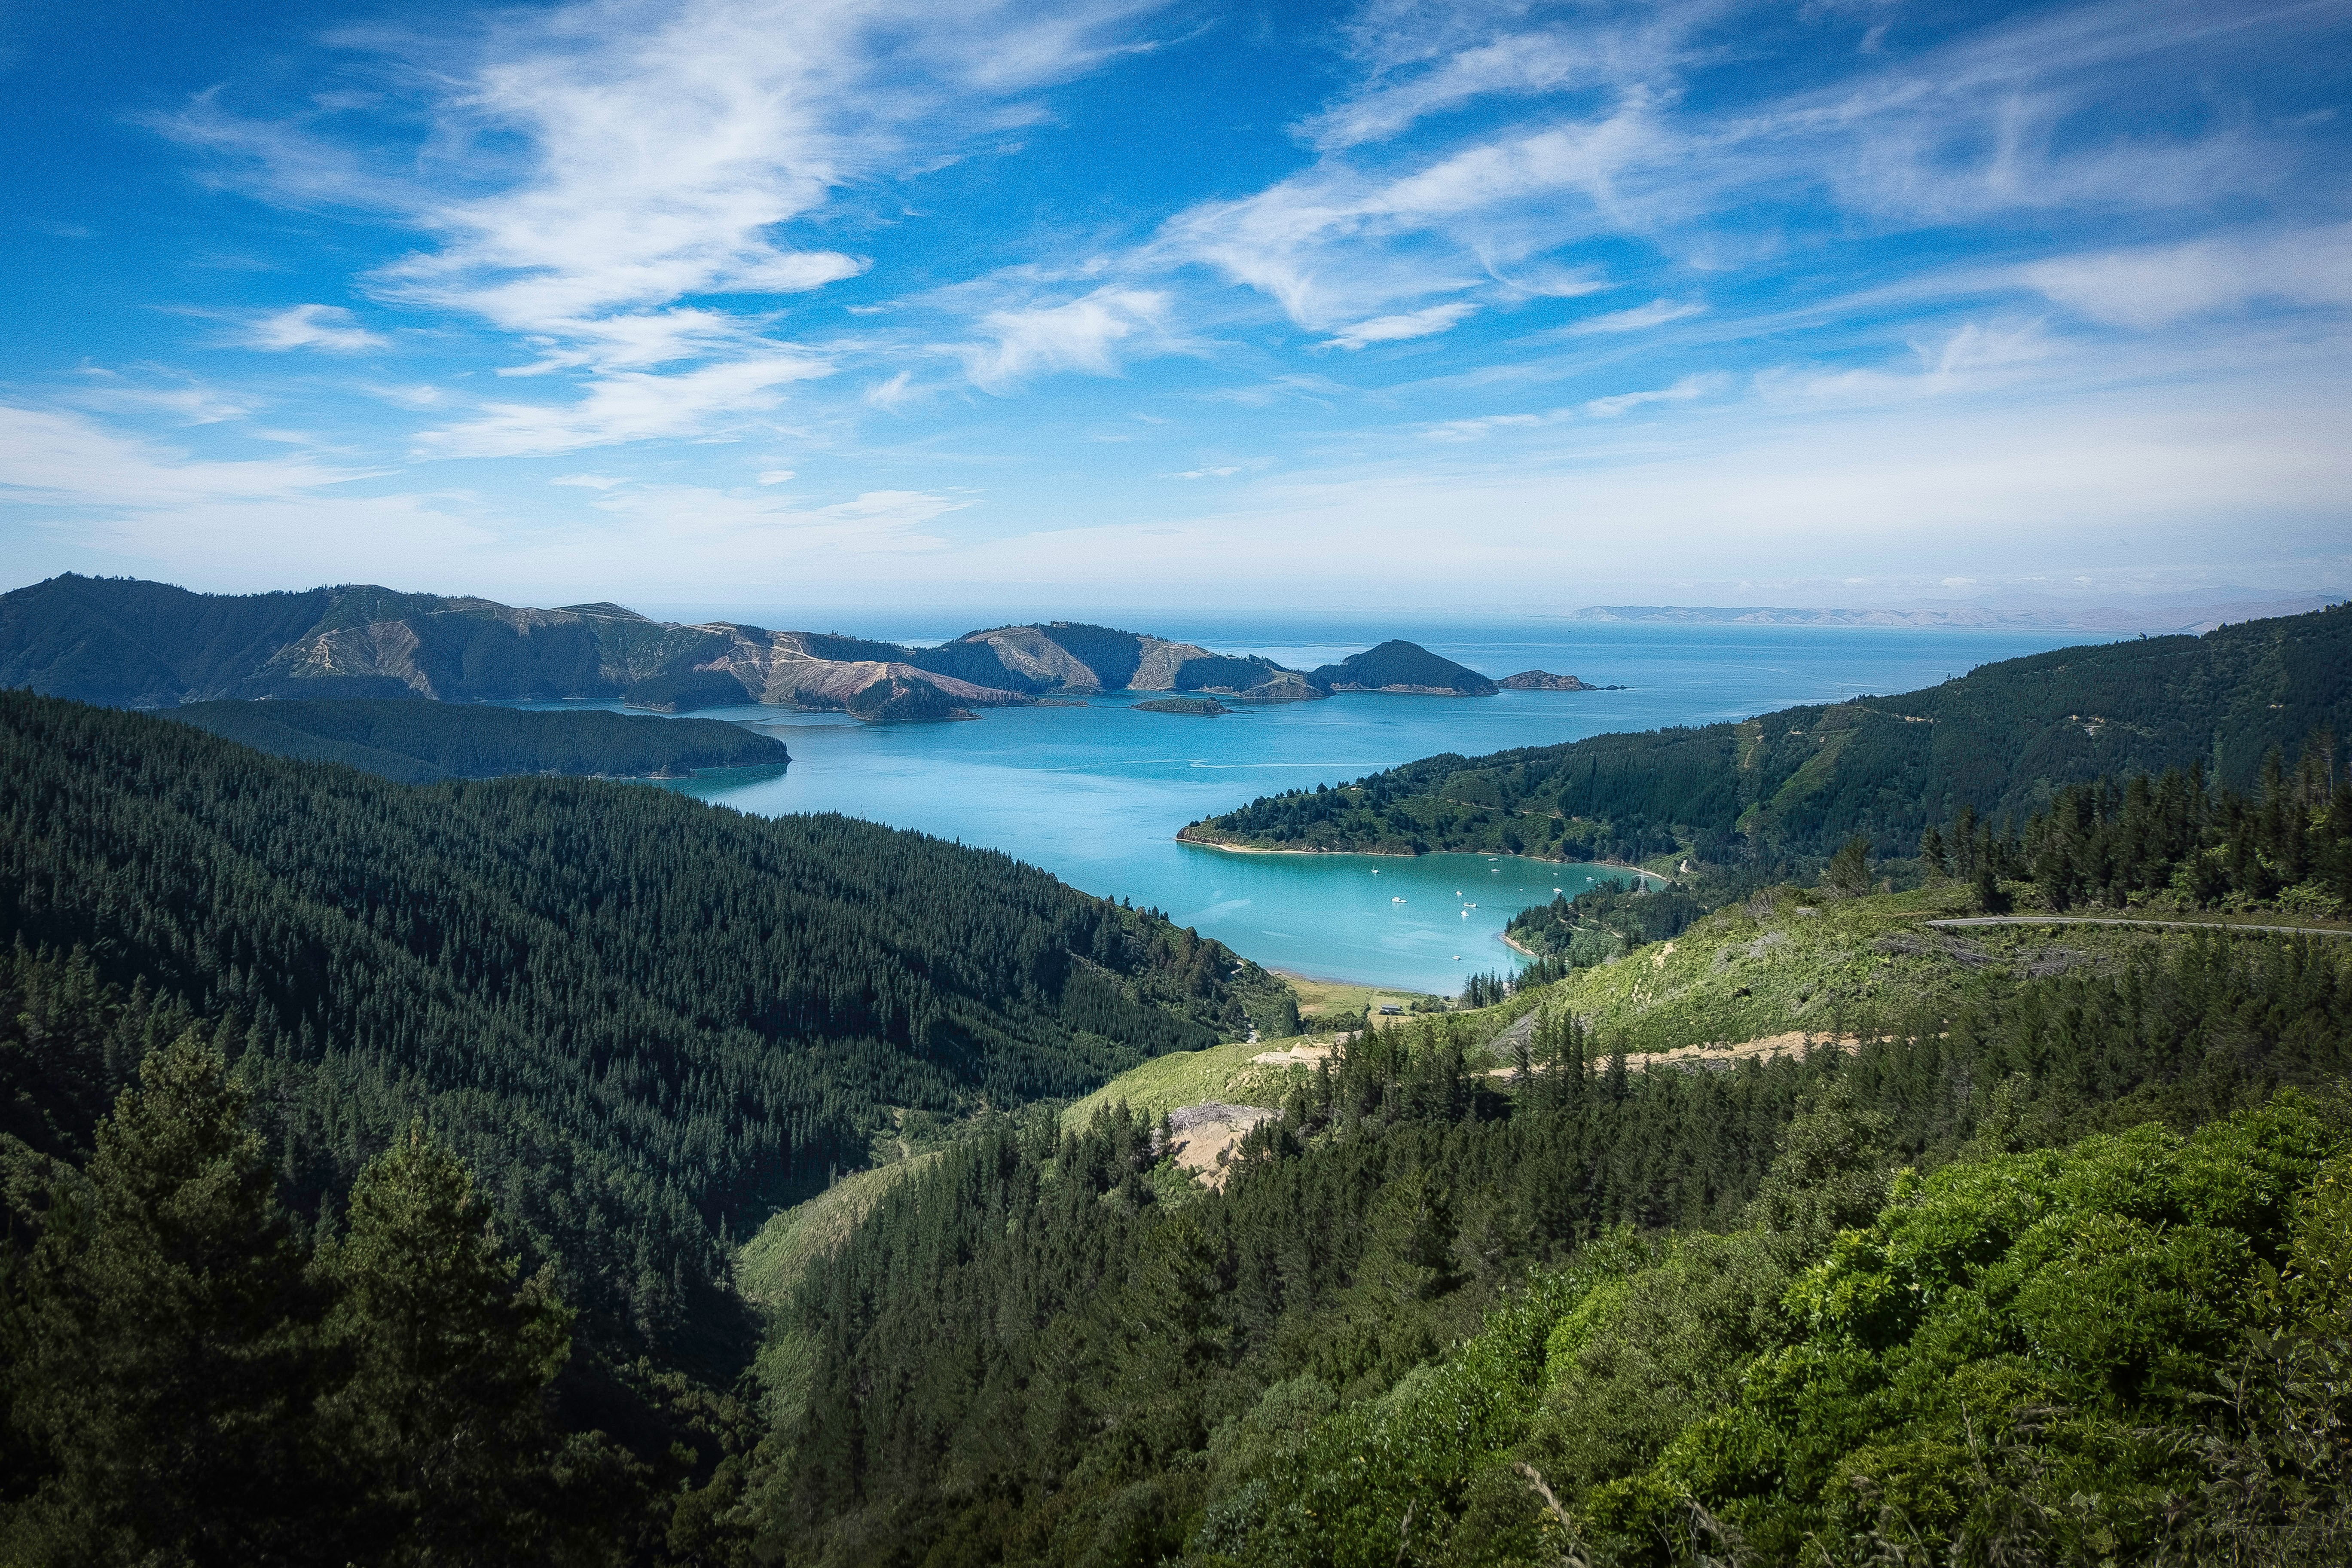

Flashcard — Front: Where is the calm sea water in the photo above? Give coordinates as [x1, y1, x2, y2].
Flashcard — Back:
[520, 620, 2094, 993]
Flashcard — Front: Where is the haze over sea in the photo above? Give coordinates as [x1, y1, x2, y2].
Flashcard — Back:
[535, 617, 2085, 992]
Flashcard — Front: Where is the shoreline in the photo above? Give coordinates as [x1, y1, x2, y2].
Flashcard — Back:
[1271, 966, 1426, 992]
[1174, 835, 1414, 859]
[1176, 833, 1669, 886]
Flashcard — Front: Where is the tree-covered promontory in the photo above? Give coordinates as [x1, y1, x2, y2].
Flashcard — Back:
[168, 697, 787, 782]
[1182, 603, 2352, 864]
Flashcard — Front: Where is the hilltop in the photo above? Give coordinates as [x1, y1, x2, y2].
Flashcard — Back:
[1307, 639, 1496, 695]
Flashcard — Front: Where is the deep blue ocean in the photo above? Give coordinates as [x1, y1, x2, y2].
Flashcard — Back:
[522, 618, 2095, 993]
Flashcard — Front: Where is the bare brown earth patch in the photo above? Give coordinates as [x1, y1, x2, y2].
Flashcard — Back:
[1249, 1042, 1340, 1067]
[1163, 1102, 1280, 1188]
[1489, 1031, 1866, 1079]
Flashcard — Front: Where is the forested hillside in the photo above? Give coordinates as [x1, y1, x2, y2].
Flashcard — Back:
[2, 1030, 661, 1562]
[0, 692, 1290, 1378]
[727, 928, 2352, 1565]
[8, 620, 2351, 1565]
[706, 717, 2352, 1565]
[166, 698, 787, 782]
[1183, 603, 2352, 863]
[0, 574, 724, 706]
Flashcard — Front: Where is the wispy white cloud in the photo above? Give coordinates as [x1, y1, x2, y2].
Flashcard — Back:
[0, 404, 369, 507]
[1419, 410, 1555, 442]
[954, 287, 1168, 392]
[0, 404, 491, 582]
[1417, 370, 1729, 434]
[864, 370, 917, 410]
[2016, 225, 2352, 329]
[1753, 320, 2058, 408]
[1148, 0, 2333, 348]
[418, 352, 833, 457]
[1581, 371, 1728, 416]
[238, 303, 387, 352]
[72, 370, 260, 426]
[1295, 0, 1717, 152]
[1320, 301, 1475, 351]
[579, 479, 965, 555]
[1557, 298, 1704, 334]
[1158, 98, 1664, 327]
[159, 0, 1179, 449]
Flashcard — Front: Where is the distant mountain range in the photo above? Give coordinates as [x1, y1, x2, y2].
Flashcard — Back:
[1563, 595, 2346, 634]
[0, 576, 1520, 716]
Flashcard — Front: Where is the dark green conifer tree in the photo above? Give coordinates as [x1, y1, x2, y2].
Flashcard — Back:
[1824, 833, 1873, 897]
[3, 1029, 323, 1566]
[314, 1120, 602, 1566]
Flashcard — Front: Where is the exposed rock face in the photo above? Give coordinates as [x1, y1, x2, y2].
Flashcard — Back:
[1229, 675, 1325, 702]
[1129, 638, 1219, 690]
[1499, 670, 1599, 691]
[956, 625, 1107, 693]
[779, 657, 1021, 711]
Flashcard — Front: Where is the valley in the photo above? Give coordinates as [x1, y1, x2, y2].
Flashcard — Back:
[4, 602, 2347, 1567]
[8, 0, 2342, 1557]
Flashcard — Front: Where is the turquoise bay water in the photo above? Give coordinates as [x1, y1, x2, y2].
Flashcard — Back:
[526, 620, 2092, 992]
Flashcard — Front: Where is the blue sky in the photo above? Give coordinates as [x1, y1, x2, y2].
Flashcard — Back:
[2, 0, 2347, 614]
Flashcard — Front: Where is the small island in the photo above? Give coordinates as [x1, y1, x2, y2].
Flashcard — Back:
[1133, 696, 1231, 715]
[1306, 639, 1497, 695]
[1499, 669, 1621, 691]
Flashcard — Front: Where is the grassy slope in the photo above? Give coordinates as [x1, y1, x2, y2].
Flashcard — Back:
[1066, 881, 2311, 1130]
[1066, 996, 1546, 1127]
[1062, 1036, 1312, 1126]
[1283, 972, 1445, 1021]
[1071, 883, 2311, 1129]
[745, 881, 2312, 1443]
[737, 1155, 943, 1426]
[1516, 882, 2208, 1053]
